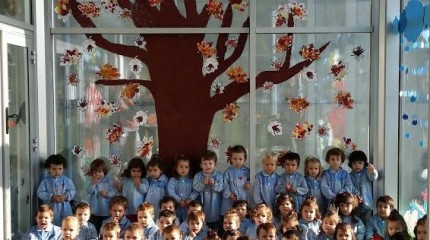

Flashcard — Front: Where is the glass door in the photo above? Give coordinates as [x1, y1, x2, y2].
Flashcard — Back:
[0, 25, 35, 240]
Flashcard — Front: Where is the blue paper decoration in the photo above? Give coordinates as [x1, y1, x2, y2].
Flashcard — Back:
[404, 45, 411, 52]
[410, 96, 417, 102]
[419, 140, 425, 147]
[403, 113, 409, 120]
[412, 119, 418, 125]
[405, 133, 411, 139]
[425, 5, 430, 27]
[395, 0, 428, 42]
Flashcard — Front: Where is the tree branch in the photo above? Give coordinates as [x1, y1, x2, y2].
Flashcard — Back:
[197, 4, 211, 27]
[214, 4, 233, 62]
[184, 0, 198, 24]
[117, 0, 133, 10]
[160, 0, 187, 26]
[95, 79, 153, 90]
[281, 14, 295, 70]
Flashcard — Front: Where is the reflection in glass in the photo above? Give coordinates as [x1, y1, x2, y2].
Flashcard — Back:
[0, 0, 32, 24]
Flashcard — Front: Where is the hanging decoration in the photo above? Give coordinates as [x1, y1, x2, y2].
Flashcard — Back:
[317, 123, 330, 138]
[335, 91, 354, 109]
[54, 0, 71, 22]
[77, 98, 89, 112]
[211, 82, 225, 95]
[120, 83, 140, 100]
[67, 73, 79, 86]
[95, 100, 119, 117]
[77, 2, 100, 18]
[207, 0, 224, 20]
[330, 61, 347, 82]
[209, 137, 222, 149]
[288, 97, 310, 113]
[351, 46, 365, 61]
[106, 124, 125, 144]
[110, 154, 121, 168]
[136, 136, 154, 159]
[268, 121, 283, 136]
[222, 102, 240, 122]
[302, 68, 317, 82]
[71, 145, 85, 158]
[96, 63, 121, 80]
[83, 38, 97, 56]
[60, 48, 82, 66]
[226, 66, 249, 83]
[292, 121, 313, 139]
[134, 36, 148, 51]
[263, 81, 274, 94]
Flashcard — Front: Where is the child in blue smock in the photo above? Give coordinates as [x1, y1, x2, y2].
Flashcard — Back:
[315, 211, 341, 240]
[303, 157, 326, 215]
[233, 200, 252, 233]
[100, 196, 132, 238]
[275, 151, 309, 213]
[335, 192, 365, 240]
[193, 150, 224, 230]
[24, 204, 62, 240]
[137, 202, 158, 239]
[221, 145, 251, 215]
[253, 151, 279, 209]
[120, 157, 148, 223]
[145, 154, 169, 219]
[167, 155, 199, 222]
[299, 197, 322, 239]
[365, 195, 394, 240]
[348, 150, 378, 225]
[37, 154, 76, 226]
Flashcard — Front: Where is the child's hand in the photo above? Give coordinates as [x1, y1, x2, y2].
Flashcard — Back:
[133, 177, 141, 187]
[208, 178, 215, 185]
[368, 163, 376, 174]
[285, 183, 296, 192]
[99, 191, 108, 197]
[328, 203, 339, 214]
[189, 229, 197, 237]
[356, 195, 363, 203]
[203, 178, 210, 185]
[51, 195, 61, 203]
[179, 200, 187, 207]
[60, 194, 67, 202]
[244, 182, 251, 190]
[229, 193, 237, 201]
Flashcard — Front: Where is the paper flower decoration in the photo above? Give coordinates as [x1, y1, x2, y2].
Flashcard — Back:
[288, 1, 308, 20]
[120, 8, 132, 20]
[136, 136, 154, 158]
[202, 56, 219, 76]
[60, 48, 82, 66]
[230, 0, 248, 11]
[134, 36, 148, 50]
[225, 38, 238, 49]
[77, 2, 100, 18]
[268, 121, 283, 136]
[71, 145, 85, 158]
[120, 83, 140, 100]
[96, 64, 121, 80]
[129, 58, 144, 75]
[351, 46, 365, 61]
[197, 41, 217, 59]
[209, 137, 222, 149]
[292, 121, 313, 139]
[330, 61, 347, 81]
[125, 111, 148, 132]
[289, 97, 310, 113]
[106, 124, 124, 144]
[274, 5, 288, 27]
[77, 98, 88, 111]
[263, 81, 274, 94]
[207, 0, 224, 20]
[275, 35, 293, 53]
[83, 38, 97, 56]
[81, 164, 91, 176]
[226, 66, 248, 83]
[270, 60, 283, 70]
[317, 123, 330, 137]
[67, 73, 79, 86]
[95, 100, 119, 117]
[211, 82, 225, 94]
[101, 0, 118, 13]
[223, 102, 240, 122]
[148, 0, 163, 7]
[110, 154, 121, 168]
[54, 0, 71, 22]
[302, 68, 317, 81]
[299, 44, 320, 61]
[335, 91, 354, 109]
[342, 137, 357, 152]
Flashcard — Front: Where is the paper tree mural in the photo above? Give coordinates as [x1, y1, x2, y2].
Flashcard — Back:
[62, 0, 329, 170]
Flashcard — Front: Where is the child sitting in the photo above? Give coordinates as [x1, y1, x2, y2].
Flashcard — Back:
[334, 223, 356, 240]
[414, 215, 427, 240]
[223, 209, 241, 232]
[24, 204, 62, 240]
[365, 195, 394, 240]
[183, 210, 207, 240]
[385, 210, 412, 239]
[299, 196, 322, 239]
[316, 211, 341, 240]
[101, 196, 132, 238]
[149, 209, 177, 240]
[233, 200, 251, 233]
[281, 229, 301, 240]
[222, 230, 240, 240]
[74, 202, 97, 240]
[162, 225, 182, 240]
[100, 222, 120, 240]
[60, 216, 80, 240]
[257, 223, 277, 240]
[124, 222, 144, 240]
[335, 192, 365, 240]
[137, 202, 158, 239]
[245, 204, 273, 240]
[179, 200, 206, 233]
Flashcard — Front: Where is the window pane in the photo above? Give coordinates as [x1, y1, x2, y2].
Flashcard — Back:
[0, 0, 31, 24]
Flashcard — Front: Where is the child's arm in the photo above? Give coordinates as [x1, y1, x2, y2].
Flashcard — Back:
[222, 171, 235, 200]
[105, 176, 118, 198]
[366, 164, 379, 181]
[63, 177, 76, 202]
[167, 178, 182, 202]
[212, 172, 224, 192]
[341, 171, 354, 193]
[320, 171, 336, 201]
[252, 173, 264, 205]
[192, 173, 205, 192]
[275, 176, 286, 194]
[355, 218, 366, 240]
[295, 175, 309, 196]
[36, 179, 54, 202]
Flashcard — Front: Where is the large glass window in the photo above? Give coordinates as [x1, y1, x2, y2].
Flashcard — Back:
[0, 0, 32, 24]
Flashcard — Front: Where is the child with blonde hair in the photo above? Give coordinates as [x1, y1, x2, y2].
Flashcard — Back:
[303, 157, 325, 213]
[223, 209, 241, 232]
[101, 222, 120, 240]
[61, 216, 80, 240]
[162, 225, 182, 240]
[316, 211, 341, 239]
[245, 204, 273, 239]
[137, 202, 158, 239]
[24, 204, 62, 240]
[253, 151, 279, 209]
[124, 223, 144, 240]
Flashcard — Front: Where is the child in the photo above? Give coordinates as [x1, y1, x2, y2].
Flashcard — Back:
[257, 223, 277, 240]
[275, 151, 309, 213]
[385, 210, 412, 239]
[253, 151, 279, 209]
[101, 196, 132, 238]
[348, 150, 378, 225]
[87, 158, 118, 232]
[74, 202, 98, 240]
[223, 209, 241, 232]
[281, 229, 301, 240]
[280, 211, 300, 233]
[101, 222, 120, 240]
[120, 157, 148, 223]
[321, 148, 353, 207]
[24, 204, 62, 240]
[137, 202, 158, 239]
[124, 222, 144, 240]
[159, 196, 180, 225]
[183, 210, 207, 240]
[193, 150, 224, 229]
[61, 216, 80, 240]
[414, 215, 427, 240]
[162, 225, 182, 240]
[274, 193, 295, 228]
[167, 154, 199, 222]
[222, 230, 240, 240]
[303, 157, 325, 214]
[335, 223, 356, 240]
[205, 229, 222, 240]
[149, 209, 177, 240]
[233, 200, 251, 233]
[316, 211, 341, 240]
[221, 145, 251, 215]
[179, 200, 205, 233]
[145, 154, 169, 218]
[37, 154, 76, 226]
[299, 197, 322, 239]
[245, 204, 273, 239]
[365, 195, 394, 240]
[335, 192, 365, 240]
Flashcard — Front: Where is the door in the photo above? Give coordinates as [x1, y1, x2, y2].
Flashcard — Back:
[0, 24, 36, 240]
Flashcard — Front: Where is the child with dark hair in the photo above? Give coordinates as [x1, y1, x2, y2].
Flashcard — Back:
[348, 150, 378, 225]
[274, 193, 295, 229]
[222, 230, 240, 240]
[335, 223, 356, 240]
[299, 196, 322, 239]
[120, 157, 148, 222]
[414, 215, 427, 240]
[316, 211, 341, 240]
[159, 196, 180, 225]
[233, 200, 251, 233]
[385, 210, 412, 239]
[150, 209, 177, 240]
[257, 223, 277, 240]
[37, 154, 76, 226]
[179, 200, 205, 233]
[281, 229, 301, 240]
[145, 154, 169, 218]
[162, 225, 182, 240]
[184, 210, 207, 240]
[365, 195, 395, 240]
[101, 195, 132, 238]
[335, 192, 365, 240]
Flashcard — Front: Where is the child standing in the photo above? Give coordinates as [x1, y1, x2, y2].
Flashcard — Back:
[145, 154, 169, 218]
[120, 157, 149, 223]
[414, 215, 427, 240]
[253, 152, 279, 209]
[61, 216, 80, 240]
[137, 202, 158, 239]
[245, 204, 273, 240]
[184, 210, 207, 240]
[335, 223, 356, 240]
[101, 222, 120, 240]
[167, 155, 199, 222]
[101, 196, 132, 238]
[303, 157, 325, 214]
[193, 150, 224, 230]
[37, 154, 76, 226]
[348, 150, 378, 225]
[24, 204, 62, 240]
[335, 192, 365, 240]
[299, 197, 322, 239]
[365, 195, 394, 240]
[275, 151, 309, 213]
[74, 202, 98, 240]
[221, 145, 251, 215]
[233, 200, 251, 233]
[87, 158, 118, 232]
[316, 211, 341, 240]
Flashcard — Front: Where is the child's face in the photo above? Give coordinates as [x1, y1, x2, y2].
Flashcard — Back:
[75, 208, 91, 225]
[377, 202, 392, 219]
[257, 228, 276, 240]
[148, 165, 162, 179]
[328, 155, 342, 171]
[262, 158, 277, 175]
[279, 199, 293, 217]
[283, 160, 298, 174]
[416, 224, 427, 240]
[351, 161, 365, 172]
[110, 204, 126, 223]
[61, 220, 79, 240]
[301, 205, 316, 222]
[387, 220, 404, 236]
[161, 201, 175, 212]
[92, 169, 105, 181]
[200, 159, 216, 174]
[231, 152, 246, 168]
[163, 230, 181, 240]
[336, 229, 353, 240]
[102, 230, 119, 240]
[137, 210, 154, 227]
[124, 229, 143, 240]
[253, 209, 269, 226]
[188, 219, 204, 235]
[322, 217, 337, 236]
[130, 168, 143, 178]
[306, 162, 320, 178]
[48, 164, 64, 178]
[176, 161, 190, 177]
[234, 205, 247, 219]
[223, 216, 239, 231]
[36, 212, 53, 230]
[158, 216, 174, 231]
[339, 203, 353, 216]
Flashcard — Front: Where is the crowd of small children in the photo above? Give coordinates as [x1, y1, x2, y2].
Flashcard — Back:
[24, 146, 427, 240]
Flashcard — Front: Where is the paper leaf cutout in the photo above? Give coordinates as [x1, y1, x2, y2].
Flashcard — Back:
[289, 97, 310, 113]
[274, 5, 288, 27]
[71, 145, 85, 158]
[351, 46, 365, 61]
[125, 110, 148, 132]
[275, 35, 293, 53]
[335, 91, 354, 109]
[77, 2, 100, 18]
[149, 0, 163, 7]
[197, 41, 217, 59]
[136, 136, 154, 158]
[134, 36, 148, 50]
[120, 83, 140, 100]
[97, 64, 121, 80]
[77, 98, 88, 111]
[223, 102, 240, 122]
[95, 99, 119, 117]
[271, 60, 283, 70]
[67, 73, 79, 86]
[302, 68, 317, 81]
[81, 164, 91, 176]
[226, 66, 248, 83]
[225, 38, 238, 49]
[317, 123, 330, 137]
[330, 61, 347, 82]
[101, 0, 118, 13]
[110, 154, 121, 168]
[83, 38, 97, 56]
[263, 81, 274, 94]
[60, 48, 82, 66]
[54, 0, 71, 22]
[106, 124, 124, 144]
[211, 82, 225, 94]
[292, 121, 313, 139]
[129, 58, 143, 75]
[202, 56, 219, 76]
[119, 8, 132, 20]
[288, 1, 308, 20]
[230, 0, 248, 11]
[268, 121, 283, 136]
[299, 44, 320, 61]
[207, 0, 224, 20]
[209, 137, 222, 149]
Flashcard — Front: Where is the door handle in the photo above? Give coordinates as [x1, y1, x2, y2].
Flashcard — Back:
[5, 107, 18, 134]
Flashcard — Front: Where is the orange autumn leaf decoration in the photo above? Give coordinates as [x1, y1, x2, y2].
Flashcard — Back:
[292, 121, 313, 139]
[197, 41, 217, 58]
[289, 97, 310, 113]
[299, 44, 321, 61]
[120, 83, 140, 100]
[97, 64, 121, 80]
[226, 66, 248, 83]
[335, 91, 354, 109]
[223, 102, 240, 122]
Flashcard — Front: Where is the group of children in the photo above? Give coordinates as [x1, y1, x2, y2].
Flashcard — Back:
[24, 146, 427, 240]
